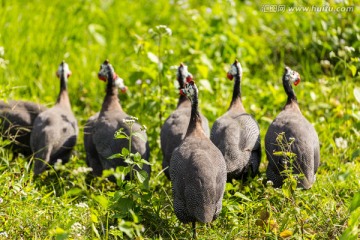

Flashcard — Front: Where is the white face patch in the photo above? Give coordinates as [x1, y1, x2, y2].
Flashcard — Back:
[286, 69, 300, 84]
[114, 76, 126, 91]
[98, 63, 115, 79]
[228, 61, 242, 77]
[177, 64, 189, 79]
[56, 62, 72, 78]
[182, 83, 198, 100]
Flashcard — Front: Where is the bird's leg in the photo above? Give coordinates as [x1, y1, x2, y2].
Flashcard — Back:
[192, 221, 196, 239]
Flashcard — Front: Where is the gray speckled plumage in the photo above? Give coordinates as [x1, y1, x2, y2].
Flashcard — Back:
[30, 61, 78, 175]
[211, 60, 261, 181]
[83, 112, 102, 176]
[0, 100, 47, 156]
[84, 60, 150, 180]
[265, 67, 320, 189]
[161, 63, 209, 180]
[170, 81, 226, 237]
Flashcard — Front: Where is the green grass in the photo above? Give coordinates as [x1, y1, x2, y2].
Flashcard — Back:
[0, 0, 360, 239]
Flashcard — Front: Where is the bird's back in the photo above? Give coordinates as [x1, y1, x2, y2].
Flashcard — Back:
[0, 100, 47, 155]
[31, 105, 78, 160]
[265, 109, 319, 188]
[93, 110, 150, 174]
[84, 112, 103, 176]
[161, 106, 209, 179]
[170, 135, 226, 223]
[211, 112, 261, 179]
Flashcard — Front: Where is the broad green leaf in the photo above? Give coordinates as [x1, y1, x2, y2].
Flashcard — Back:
[129, 209, 139, 223]
[51, 227, 68, 240]
[340, 208, 360, 240]
[113, 197, 135, 213]
[354, 87, 360, 103]
[349, 65, 357, 77]
[118, 220, 134, 238]
[234, 192, 251, 201]
[90, 213, 98, 223]
[122, 147, 129, 156]
[114, 134, 128, 139]
[279, 229, 293, 238]
[352, 149, 360, 160]
[140, 159, 151, 165]
[282, 185, 292, 198]
[108, 153, 123, 159]
[124, 157, 134, 165]
[199, 79, 213, 93]
[88, 24, 106, 46]
[349, 191, 360, 212]
[135, 170, 148, 183]
[92, 195, 109, 209]
[133, 152, 142, 161]
[147, 52, 159, 64]
[64, 188, 82, 197]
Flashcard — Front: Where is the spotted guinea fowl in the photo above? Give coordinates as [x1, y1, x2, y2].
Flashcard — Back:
[83, 76, 127, 177]
[161, 63, 209, 180]
[0, 100, 47, 156]
[30, 61, 78, 175]
[170, 79, 226, 239]
[265, 66, 320, 189]
[84, 60, 150, 179]
[211, 60, 261, 181]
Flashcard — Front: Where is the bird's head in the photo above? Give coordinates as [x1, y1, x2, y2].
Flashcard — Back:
[177, 63, 193, 88]
[179, 78, 197, 102]
[56, 60, 72, 79]
[227, 59, 242, 80]
[284, 66, 301, 86]
[98, 60, 127, 93]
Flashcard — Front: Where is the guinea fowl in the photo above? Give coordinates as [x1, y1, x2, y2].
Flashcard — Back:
[265, 66, 320, 189]
[161, 63, 209, 180]
[30, 61, 78, 175]
[0, 100, 47, 156]
[84, 60, 150, 179]
[211, 60, 261, 181]
[83, 112, 101, 176]
[170, 79, 226, 239]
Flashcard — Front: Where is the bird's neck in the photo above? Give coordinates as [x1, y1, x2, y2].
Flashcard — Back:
[283, 99, 301, 113]
[177, 95, 191, 108]
[283, 79, 298, 107]
[56, 78, 71, 110]
[229, 75, 245, 112]
[101, 81, 122, 113]
[177, 77, 189, 107]
[185, 98, 205, 137]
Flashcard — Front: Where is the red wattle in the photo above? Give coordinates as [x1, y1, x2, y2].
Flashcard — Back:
[121, 86, 128, 93]
[186, 75, 193, 83]
[227, 72, 234, 80]
[98, 74, 107, 82]
[294, 78, 301, 86]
